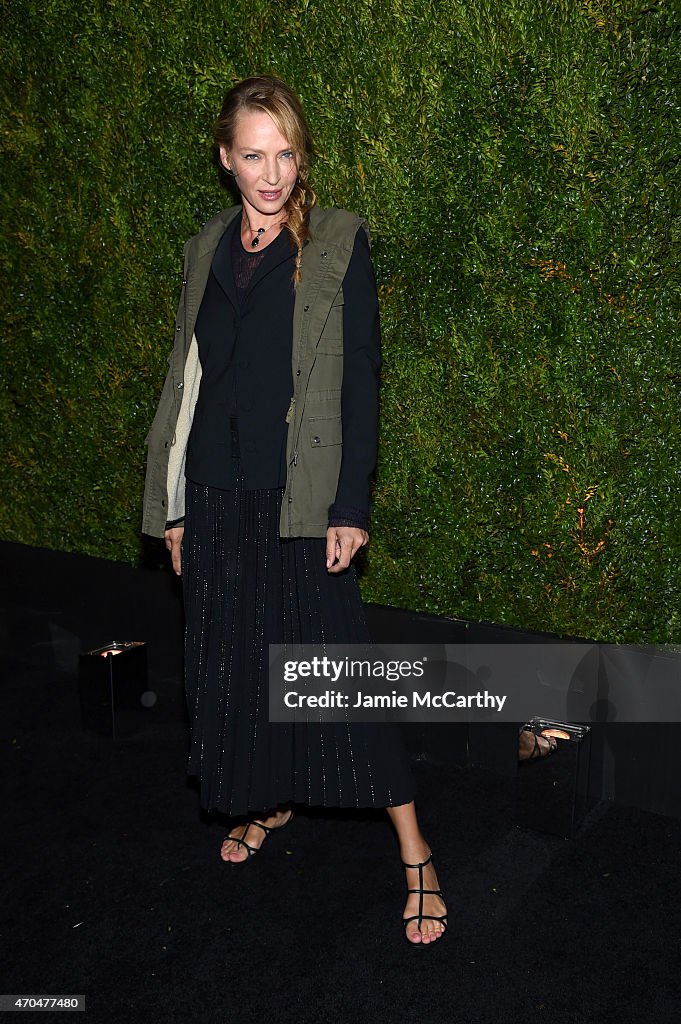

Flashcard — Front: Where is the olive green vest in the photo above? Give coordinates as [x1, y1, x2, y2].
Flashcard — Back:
[142, 205, 368, 539]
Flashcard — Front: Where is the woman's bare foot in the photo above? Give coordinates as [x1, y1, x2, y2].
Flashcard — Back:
[400, 842, 447, 945]
[220, 806, 293, 863]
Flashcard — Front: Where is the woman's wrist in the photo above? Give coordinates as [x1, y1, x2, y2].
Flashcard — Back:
[327, 503, 369, 531]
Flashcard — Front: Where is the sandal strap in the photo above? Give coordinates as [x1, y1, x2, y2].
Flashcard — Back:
[401, 852, 448, 941]
[404, 914, 448, 923]
[225, 819, 271, 848]
[403, 914, 448, 929]
[245, 810, 294, 836]
[225, 810, 294, 851]
[244, 819, 273, 837]
[224, 835, 257, 856]
[401, 854, 433, 870]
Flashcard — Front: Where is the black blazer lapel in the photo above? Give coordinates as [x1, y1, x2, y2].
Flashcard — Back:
[210, 216, 240, 312]
[243, 229, 298, 304]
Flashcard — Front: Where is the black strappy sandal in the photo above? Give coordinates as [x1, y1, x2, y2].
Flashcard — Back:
[221, 808, 294, 864]
[402, 852, 448, 945]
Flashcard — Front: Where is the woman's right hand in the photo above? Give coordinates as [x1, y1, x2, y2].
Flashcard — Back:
[164, 526, 185, 576]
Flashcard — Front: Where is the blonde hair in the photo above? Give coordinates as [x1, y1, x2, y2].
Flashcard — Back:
[214, 75, 316, 284]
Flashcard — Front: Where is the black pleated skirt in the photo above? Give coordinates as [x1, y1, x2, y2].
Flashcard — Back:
[182, 465, 416, 817]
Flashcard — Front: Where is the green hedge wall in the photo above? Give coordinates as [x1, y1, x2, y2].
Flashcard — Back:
[2, 1, 680, 642]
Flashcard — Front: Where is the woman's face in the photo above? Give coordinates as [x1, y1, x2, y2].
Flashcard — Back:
[220, 110, 298, 222]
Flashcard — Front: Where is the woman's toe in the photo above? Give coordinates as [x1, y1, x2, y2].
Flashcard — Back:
[222, 838, 243, 862]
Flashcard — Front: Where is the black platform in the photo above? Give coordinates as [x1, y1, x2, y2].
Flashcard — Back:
[3, 539, 681, 819]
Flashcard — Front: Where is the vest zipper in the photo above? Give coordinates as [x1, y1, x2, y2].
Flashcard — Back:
[183, 273, 188, 359]
[172, 274, 189, 443]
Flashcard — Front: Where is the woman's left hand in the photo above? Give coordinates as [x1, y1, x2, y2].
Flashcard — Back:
[326, 526, 369, 573]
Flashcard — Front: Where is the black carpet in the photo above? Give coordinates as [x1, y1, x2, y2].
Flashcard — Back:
[2, 665, 681, 1024]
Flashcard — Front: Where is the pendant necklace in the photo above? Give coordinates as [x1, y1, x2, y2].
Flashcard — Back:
[243, 217, 282, 249]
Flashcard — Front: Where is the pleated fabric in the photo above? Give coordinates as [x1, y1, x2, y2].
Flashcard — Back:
[182, 467, 416, 817]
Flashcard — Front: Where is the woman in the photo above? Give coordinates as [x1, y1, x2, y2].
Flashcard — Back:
[142, 75, 447, 945]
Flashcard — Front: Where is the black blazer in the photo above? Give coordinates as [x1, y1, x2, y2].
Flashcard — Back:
[185, 216, 381, 522]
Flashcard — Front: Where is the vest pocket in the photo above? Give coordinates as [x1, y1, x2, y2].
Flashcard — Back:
[307, 418, 342, 447]
[317, 299, 344, 354]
